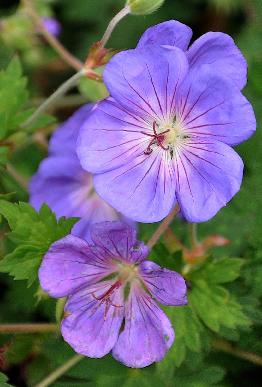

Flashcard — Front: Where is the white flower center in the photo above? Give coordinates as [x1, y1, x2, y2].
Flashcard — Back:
[117, 262, 139, 284]
[160, 118, 189, 148]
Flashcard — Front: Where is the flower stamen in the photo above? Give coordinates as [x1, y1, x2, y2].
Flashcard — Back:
[92, 280, 123, 320]
[142, 121, 170, 155]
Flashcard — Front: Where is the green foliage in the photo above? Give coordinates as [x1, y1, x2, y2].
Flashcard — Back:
[172, 365, 225, 387]
[25, 338, 225, 387]
[0, 201, 78, 285]
[243, 253, 262, 299]
[158, 306, 205, 370]
[188, 258, 250, 333]
[189, 257, 244, 284]
[150, 243, 249, 369]
[0, 58, 55, 160]
[0, 58, 28, 140]
[79, 70, 109, 102]
[6, 336, 34, 365]
[0, 372, 13, 386]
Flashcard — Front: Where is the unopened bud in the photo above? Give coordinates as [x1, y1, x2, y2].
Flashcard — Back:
[126, 0, 165, 15]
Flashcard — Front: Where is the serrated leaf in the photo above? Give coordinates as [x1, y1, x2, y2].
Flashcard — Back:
[0, 57, 28, 140]
[189, 279, 250, 333]
[0, 201, 79, 285]
[189, 257, 244, 284]
[0, 58, 56, 143]
[157, 306, 205, 374]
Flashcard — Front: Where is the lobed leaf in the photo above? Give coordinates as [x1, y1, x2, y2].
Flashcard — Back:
[0, 201, 78, 286]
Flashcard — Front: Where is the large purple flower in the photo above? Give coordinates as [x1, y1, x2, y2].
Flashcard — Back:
[30, 105, 129, 241]
[77, 30, 256, 223]
[39, 221, 187, 368]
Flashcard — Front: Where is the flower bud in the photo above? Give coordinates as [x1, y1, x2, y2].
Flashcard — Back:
[126, 0, 165, 15]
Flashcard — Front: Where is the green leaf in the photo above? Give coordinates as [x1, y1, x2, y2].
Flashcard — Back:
[189, 279, 250, 333]
[156, 256, 250, 372]
[0, 372, 13, 386]
[0, 58, 55, 150]
[157, 306, 205, 373]
[78, 70, 109, 102]
[161, 352, 226, 387]
[0, 57, 28, 140]
[189, 257, 244, 284]
[185, 257, 250, 333]
[149, 242, 184, 273]
[0, 201, 79, 285]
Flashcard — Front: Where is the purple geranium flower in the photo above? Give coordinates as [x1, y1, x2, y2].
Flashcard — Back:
[77, 24, 256, 223]
[39, 221, 187, 368]
[30, 105, 130, 241]
[42, 16, 61, 37]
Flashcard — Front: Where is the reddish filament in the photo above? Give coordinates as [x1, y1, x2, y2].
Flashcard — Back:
[142, 121, 170, 155]
[92, 280, 123, 320]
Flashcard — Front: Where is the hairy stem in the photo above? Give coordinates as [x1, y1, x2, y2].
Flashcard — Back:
[31, 95, 87, 109]
[147, 205, 180, 249]
[0, 323, 57, 334]
[212, 339, 262, 367]
[21, 69, 85, 129]
[100, 5, 130, 47]
[22, 0, 83, 71]
[35, 354, 84, 387]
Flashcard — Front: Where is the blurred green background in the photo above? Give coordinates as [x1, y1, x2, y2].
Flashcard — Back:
[0, 0, 261, 386]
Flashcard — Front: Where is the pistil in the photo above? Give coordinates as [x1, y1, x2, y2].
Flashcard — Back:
[142, 121, 170, 155]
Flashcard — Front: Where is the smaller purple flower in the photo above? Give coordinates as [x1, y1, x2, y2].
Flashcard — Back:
[42, 17, 61, 37]
[30, 105, 130, 242]
[39, 222, 187, 368]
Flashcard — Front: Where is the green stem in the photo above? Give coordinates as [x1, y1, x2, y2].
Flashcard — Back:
[100, 5, 130, 47]
[35, 354, 84, 387]
[147, 205, 180, 249]
[212, 339, 262, 367]
[21, 69, 85, 129]
[0, 323, 57, 334]
[189, 223, 198, 249]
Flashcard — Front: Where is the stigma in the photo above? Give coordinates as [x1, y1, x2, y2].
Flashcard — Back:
[142, 119, 190, 157]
